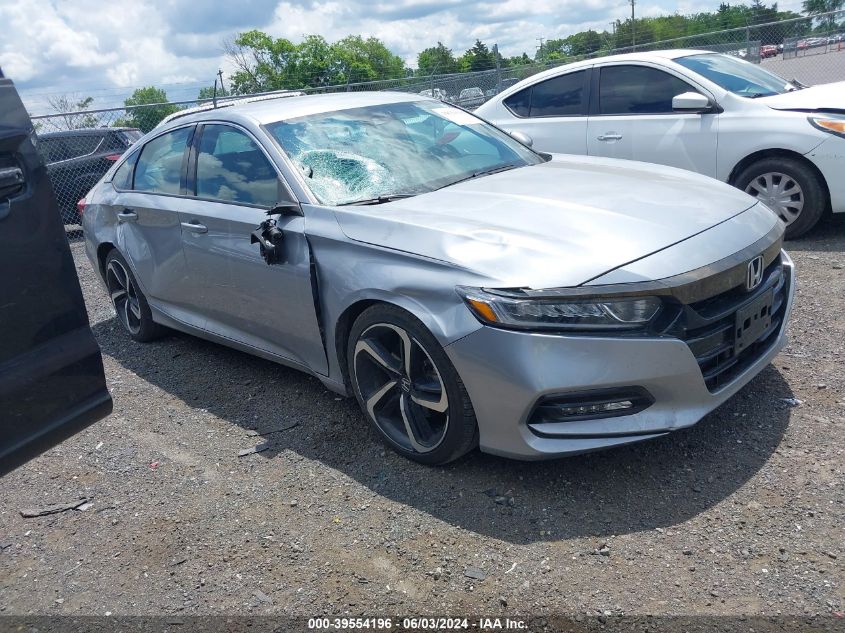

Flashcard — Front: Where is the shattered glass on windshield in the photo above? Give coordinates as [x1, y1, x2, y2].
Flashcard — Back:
[266, 101, 540, 206]
[296, 149, 396, 204]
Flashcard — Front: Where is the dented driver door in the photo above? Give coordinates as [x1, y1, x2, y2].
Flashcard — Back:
[176, 123, 327, 374]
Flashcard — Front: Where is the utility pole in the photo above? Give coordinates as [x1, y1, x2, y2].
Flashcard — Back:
[536, 37, 545, 60]
[493, 43, 502, 91]
[630, 0, 636, 50]
[217, 69, 225, 93]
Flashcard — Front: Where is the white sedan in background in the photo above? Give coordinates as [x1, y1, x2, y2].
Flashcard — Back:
[476, 50, 845, 238]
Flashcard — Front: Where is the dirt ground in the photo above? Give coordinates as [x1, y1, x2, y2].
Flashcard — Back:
[0, 220, 843, 619]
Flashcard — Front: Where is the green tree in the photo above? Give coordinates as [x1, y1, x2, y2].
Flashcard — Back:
[333, 35, 406, 83]
[460, 40, 496, 72]
[224, 30, 299, 93]
[118, 87, 180, 133]
[197, 84, 230, 101]
[507, 53, 533, 66]
[544, 30, 603, 59]
[47, 94, 99, 130]
[224, 30, 407, 93]
[803, 0, 844, 30]
[417, 42, 458, 75]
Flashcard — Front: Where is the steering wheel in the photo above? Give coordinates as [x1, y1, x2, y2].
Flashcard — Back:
[426, 141, 461, 159]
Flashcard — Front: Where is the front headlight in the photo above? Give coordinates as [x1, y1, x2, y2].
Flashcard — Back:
[808, 116, 845, 139]
[456, 287, 662, 332]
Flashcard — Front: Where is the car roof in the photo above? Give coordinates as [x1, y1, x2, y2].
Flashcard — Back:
[514, 48, 708, 83]
[484, 49, 711, 103]
[38, 127, 139, 138]
[158, 91, 427, 130]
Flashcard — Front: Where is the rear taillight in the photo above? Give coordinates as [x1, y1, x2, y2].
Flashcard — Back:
[104, 154, 122, 161]
[77, 198, 87, 217]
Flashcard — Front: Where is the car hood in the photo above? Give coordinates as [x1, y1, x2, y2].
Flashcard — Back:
[332, 155, 759, 289]
[758, 81, 845, 112]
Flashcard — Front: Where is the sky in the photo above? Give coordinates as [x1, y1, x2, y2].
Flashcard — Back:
[1, 0, 807, 114]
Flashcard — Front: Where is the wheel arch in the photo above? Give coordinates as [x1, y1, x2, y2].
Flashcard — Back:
[96, 242, 116, 280]
[331, 290, 480, 391]
[334, 299, 380, 390]
[728, 148, 831, 212]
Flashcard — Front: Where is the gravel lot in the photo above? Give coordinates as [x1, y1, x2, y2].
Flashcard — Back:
[0, 221, 843, 619]
[762, 48, 845, 85]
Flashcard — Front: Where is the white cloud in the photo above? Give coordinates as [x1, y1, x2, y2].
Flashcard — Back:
[2, 0, 815, 113]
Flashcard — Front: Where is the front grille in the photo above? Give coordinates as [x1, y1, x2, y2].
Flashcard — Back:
[668, 255, 788, 392]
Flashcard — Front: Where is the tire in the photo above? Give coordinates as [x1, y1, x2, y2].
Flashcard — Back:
[347, 304, 478, 465]
[734, 157, 826, 239]
[104, 250, 167, 342]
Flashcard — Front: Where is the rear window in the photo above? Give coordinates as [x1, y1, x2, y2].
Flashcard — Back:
[104, 129, 142, 151]
[503, 71, 586, 117]
[121, 129, 142, 143]
[112, 152, 139, 190]
[503, 87, 531, 117]
[39, 134, 102, 163]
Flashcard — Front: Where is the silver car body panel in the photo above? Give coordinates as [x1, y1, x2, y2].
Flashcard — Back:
[446, 252, 794, 459]
[333, 154, 761, 289]
[84, 91, 794, 459]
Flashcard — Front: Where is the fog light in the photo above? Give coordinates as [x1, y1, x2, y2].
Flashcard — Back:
[554, 400, 634, 417]
[528, 387, 654, 429]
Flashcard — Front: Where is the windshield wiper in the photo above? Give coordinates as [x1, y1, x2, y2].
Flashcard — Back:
[338, 193, 418, 206]
[438, 163, 522, 190]
[746, 92, 775, 99]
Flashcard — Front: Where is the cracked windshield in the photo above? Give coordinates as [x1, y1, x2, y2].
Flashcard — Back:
[266, 100, 540, 205]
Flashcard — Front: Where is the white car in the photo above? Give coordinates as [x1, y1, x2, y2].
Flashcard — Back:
[458, 87, 485, 108]
[418, 88, 447, 101]
[476, 49, 845, 238]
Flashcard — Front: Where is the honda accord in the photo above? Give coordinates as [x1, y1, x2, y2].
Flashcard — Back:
[83, 91, 795, 464]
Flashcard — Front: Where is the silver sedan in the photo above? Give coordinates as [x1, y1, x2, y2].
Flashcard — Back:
[83, 92, 795, 464]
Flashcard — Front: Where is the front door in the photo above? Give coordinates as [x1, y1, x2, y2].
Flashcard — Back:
[177, 123, 326, 374]
[587, 64, 719, 177]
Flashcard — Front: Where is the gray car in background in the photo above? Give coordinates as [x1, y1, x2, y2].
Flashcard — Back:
[83, 92, 794, 464]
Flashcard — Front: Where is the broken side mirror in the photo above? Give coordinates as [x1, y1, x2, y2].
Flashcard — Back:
[269, 201, 303, 217]
[251, 218, 285, 265]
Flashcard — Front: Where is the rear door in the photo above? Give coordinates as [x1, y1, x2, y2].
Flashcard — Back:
[499, 69, 590, 154]
[112, 125, 195, 318]
[587, 63, 719, 176]
[0, 71, 112, 476]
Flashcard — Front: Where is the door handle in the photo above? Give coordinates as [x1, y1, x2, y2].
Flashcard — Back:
[116, 209, 138, 222]
[181, 220, 208, 234]
[597, 133, 623, 141]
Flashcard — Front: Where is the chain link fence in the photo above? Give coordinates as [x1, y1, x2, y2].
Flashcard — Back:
[30, 9, 844, 236]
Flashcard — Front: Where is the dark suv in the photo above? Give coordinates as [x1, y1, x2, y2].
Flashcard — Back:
[1, 69, 112, 476]
[37, 127, 141, 224]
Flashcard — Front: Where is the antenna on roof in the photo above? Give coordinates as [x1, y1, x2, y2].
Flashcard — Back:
[211, 69, 225, 109]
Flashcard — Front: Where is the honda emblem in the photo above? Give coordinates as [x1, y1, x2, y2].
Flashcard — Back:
[746, 255, 764, 291]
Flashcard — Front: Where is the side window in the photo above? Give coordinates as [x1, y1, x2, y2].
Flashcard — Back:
[38, 138, 71, 164]
[529, 71, 586, 117]
[194, 124, 278, 207]
[134, 127, 192, 195]
[112, 152, 138, 190]
[71, 135, 103, 158]
[599, 66, 698, 115]
[503, 87, 531, 117]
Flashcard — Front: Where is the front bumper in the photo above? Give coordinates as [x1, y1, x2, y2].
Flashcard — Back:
[806, 136, 845, 214]
[445, 252, 795, 460]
